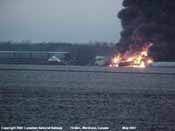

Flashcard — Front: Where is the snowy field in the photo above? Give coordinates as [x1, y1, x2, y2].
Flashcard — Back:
[0, 64, 175, 130]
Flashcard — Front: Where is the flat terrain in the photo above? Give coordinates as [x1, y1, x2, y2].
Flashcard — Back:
[0, 64, 175, 130]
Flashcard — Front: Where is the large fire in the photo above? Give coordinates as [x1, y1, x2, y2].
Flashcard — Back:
[110, 43, 153, 68]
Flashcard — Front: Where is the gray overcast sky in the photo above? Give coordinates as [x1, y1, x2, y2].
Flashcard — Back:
[0, 0, 123, 43]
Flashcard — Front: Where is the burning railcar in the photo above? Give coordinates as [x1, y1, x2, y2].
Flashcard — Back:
[115, 0, 175, 64]
[110, 42, 153, 68]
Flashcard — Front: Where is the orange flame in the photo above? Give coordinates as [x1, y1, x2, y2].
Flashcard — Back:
[110, 43, 153, 68]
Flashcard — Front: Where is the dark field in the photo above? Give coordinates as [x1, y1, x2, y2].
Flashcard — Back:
[0, 65, 175, 131]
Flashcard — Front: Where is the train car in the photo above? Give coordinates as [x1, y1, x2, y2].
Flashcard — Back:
[0, 51, 72, 65]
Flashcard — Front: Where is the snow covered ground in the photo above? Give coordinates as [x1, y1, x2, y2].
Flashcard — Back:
[0, 64, 175, 130]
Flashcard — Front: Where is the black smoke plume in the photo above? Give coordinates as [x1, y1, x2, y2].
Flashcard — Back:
[117, 0, 175, 61]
